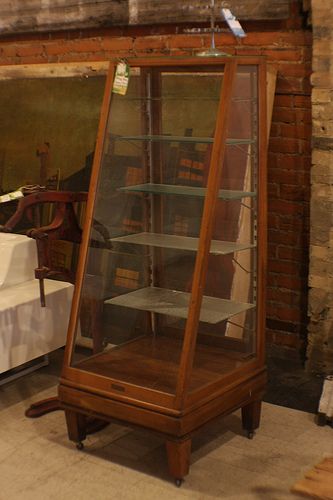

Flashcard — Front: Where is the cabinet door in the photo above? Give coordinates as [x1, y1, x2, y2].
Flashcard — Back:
[187, 64, 264, 400]
[69, 63, 229, 396]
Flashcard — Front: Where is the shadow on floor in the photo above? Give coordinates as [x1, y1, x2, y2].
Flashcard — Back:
[264, 345, 324, 414]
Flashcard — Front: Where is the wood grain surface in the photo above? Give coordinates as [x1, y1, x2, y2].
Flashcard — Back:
[0, 0, 291, 35]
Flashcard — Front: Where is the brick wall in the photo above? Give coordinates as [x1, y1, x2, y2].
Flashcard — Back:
[307, 0, 333, 374]
[0, 2, 312, 353]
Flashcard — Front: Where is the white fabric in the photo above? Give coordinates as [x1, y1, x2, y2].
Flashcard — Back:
[0, 234, 73, 373]
[0, 233, 38, 289]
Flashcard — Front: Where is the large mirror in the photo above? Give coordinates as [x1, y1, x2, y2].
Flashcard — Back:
[0, 62, 108, 196]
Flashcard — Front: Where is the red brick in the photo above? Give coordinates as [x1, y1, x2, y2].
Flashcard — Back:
[269, 200, 304, 216]
[266, 330, 299, 348]
[267, 152, 279, 169]
[294, 95, 311, 108]
[213, 33, 240, 46]
[267, 183, 279, 197]
[263, 49, 302, 61]
[273, 95, 294, 107]
[278, 32, 312, 47]
[268, 260, 298, 275]
[235, 47, 261, 56]
[168, 35, 203, 49]
[278, 246, 303, 261]
[296, 109, 312, 124]
[58, 52, 106, 63]
[243, 32, 280, 46]
[302, 46, 312, 63]
[269, 123, 280, 137]
[280, 184, 308, 201]
[279, 215, 306, 231]
[275, 306, 302, 323]
[0, 57, 17, 65]
[268, 213, 279, 229]
[275, 274, 303, 290]
[0, 44, 17, 57]
[278, 62, 311, 78]
[280, 123, 311, 140]
[276, 75, 307, 94]
[267, 304, 302, 322]
[15, 44, 44, 57]
[267, 288, 300, 305]
[134, 37, 166, 50]
[69, 39, 102, 53]
[44, 42, 72, 56]
[276, 155, 309, 171]
[269, 137, 301, 154]
[268, 229, 299, 245]
[103, 37, 134, 51]
[272, 108, 296, 123]
[268, 169, 301, 185]
[268, 243, 277, 259]
[19, 55, 48, 64]
[266, 305, 278, 317]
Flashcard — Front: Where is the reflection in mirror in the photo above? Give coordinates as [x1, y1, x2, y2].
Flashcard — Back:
[0, 74, 106, 195]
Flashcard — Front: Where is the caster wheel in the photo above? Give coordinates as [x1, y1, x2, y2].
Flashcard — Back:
[76, 441, 84, 450]
[175, 478, 183, 488]
[247, 431, 255, 440]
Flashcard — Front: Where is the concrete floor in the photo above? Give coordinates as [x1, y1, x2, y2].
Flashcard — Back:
[0, 356, 332, 500]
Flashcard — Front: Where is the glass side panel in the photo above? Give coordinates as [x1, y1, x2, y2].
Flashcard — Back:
[71, 65, 227, 396]
[190, 65, 259, 393]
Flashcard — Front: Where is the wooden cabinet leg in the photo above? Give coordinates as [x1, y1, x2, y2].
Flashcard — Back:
[241, 399, 262, 438]
[65, 410, 87, 448]
[166, 437, 191, 485]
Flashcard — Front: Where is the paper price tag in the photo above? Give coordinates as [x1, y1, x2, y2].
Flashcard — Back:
[222, 8, 246, 38]
[112, 61, 130, 95]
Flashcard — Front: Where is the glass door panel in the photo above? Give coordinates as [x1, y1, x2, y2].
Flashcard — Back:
[71, 64, 226, 397]
[190, 65, 259, 392]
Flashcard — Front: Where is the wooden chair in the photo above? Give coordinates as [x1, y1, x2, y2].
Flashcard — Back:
[0, 190, 87, 305]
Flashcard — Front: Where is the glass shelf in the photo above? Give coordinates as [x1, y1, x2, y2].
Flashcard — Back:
[116, 135, 254, 145]
[119, 183, 256, 199]
[105, 286, 254, 325]
[110, 232, 255, 255]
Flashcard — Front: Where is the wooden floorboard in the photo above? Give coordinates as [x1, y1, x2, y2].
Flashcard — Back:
[291, 457, 333, 500]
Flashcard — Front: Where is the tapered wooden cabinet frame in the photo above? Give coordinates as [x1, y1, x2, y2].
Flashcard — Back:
[59, 56, 268, 485]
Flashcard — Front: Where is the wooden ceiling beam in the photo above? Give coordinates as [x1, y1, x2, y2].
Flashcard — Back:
[0, 1, 291, 35]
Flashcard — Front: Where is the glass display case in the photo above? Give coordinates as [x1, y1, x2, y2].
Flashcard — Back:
[59, 56, 267, 485]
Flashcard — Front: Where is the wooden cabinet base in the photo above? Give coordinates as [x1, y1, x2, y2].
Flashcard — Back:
[59, 369, 266, 482]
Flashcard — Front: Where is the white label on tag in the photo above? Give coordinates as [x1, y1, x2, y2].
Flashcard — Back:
[222, 8, 246, 38]
[113, 61, 130, 95]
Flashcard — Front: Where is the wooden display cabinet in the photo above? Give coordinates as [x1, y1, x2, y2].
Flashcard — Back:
[59, 56, 267, 485]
